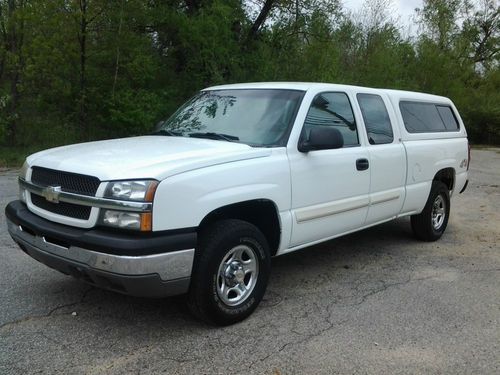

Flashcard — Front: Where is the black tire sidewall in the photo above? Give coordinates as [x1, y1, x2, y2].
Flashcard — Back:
[412, 181, 450, 241]
[210, 235, 268, 317]
[191, 220, 271, 325]
[429, 186, 450, 237]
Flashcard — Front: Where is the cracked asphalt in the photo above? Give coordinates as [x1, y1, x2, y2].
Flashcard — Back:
[1, 149, 499, 375]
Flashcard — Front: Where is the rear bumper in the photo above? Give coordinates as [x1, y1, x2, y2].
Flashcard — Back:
[6, 200, 196, 298]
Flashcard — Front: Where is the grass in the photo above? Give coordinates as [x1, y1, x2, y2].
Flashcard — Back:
[470, 144, 500, 152]
[0, 146, 43, 169]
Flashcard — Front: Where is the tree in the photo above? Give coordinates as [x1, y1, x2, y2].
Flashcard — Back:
[0, 0, 498, 153]
[0, 0, 28, 145]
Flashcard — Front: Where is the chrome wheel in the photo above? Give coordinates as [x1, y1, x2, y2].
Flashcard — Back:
[216, 244, 259, 306]
[432, 194, 446, 230]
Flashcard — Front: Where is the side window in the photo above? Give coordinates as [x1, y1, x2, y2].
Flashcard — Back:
[400, 101, 460, 133]
[303, 92, 359, 147]
[436, 106, 459, 130]
[357, 93, 394, 145]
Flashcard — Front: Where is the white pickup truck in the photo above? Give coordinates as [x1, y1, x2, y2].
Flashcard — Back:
[6, 82, 469, 325]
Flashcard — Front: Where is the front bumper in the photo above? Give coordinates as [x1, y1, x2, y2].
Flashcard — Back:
[6, 201, 197, 298]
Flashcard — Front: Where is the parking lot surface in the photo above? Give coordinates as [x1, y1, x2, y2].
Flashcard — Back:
[1, 149, 499, 374]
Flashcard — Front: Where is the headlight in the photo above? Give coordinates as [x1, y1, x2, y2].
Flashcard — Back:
[101, 210, 152, 231]
[104, 180, 158, 201]
[101, 179, 157, 231]
[19, 160, 29, 203]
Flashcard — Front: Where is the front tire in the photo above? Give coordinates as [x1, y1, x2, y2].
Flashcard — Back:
[188, 219, 271, 325]
[411, 181, 450, 241]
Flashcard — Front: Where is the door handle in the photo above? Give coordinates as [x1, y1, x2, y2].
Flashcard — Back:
[356, 158, 369, 171]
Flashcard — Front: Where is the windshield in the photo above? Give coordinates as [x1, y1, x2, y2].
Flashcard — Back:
[155, 89, 305, 147]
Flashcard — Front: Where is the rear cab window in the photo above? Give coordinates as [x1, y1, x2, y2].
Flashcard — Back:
[302, 92, 359, 147]
[357, 93, 394, 145]
[400, 101, 460, 133]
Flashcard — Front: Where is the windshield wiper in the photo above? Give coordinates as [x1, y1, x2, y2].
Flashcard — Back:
[150, 129, 183, 136]
[188, 132, 239, 142]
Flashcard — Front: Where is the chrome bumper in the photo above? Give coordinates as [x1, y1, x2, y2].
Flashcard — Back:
[7, 217, 195, 297]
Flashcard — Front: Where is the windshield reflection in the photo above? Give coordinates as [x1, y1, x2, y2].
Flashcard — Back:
[155, 89, 304, 147]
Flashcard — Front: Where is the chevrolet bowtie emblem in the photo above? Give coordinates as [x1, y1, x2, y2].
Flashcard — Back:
[42, 186, 62, 203]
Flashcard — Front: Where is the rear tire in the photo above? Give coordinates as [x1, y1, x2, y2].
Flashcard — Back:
[411, 181, 450, 241]
[188, 219, 271, 326]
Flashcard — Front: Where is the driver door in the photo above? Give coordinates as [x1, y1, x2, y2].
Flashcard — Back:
[288, 92, 371, 247]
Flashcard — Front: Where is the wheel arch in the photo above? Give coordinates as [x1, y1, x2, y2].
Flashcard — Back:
[433, 167, 455, 191]
[198, 199, 281, 256]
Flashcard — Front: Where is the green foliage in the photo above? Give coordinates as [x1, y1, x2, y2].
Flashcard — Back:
[0, 0, 498, 160]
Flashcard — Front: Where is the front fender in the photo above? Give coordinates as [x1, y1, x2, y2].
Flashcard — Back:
[152, 149, 290, 231]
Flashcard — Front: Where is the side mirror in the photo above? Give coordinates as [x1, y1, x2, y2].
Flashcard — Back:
[298, 127, 344, 152]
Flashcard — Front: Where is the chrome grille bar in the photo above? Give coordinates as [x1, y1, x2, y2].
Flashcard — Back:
[20, 178, 152, 213]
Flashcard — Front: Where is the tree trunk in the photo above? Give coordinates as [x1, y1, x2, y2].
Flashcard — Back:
[185, 0, 210, 15]
[5, 0, 25, 146]
[248, 0, 276, 41]
[78, 0, 88, 140]
[0, 4, 7, 83]
[112, 0, 124, 99]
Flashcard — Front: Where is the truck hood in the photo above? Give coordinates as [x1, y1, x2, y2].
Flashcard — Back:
[27, 136, 272, 181]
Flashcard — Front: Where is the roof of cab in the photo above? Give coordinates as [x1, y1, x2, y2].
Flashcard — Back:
[204, 82, 451, 103]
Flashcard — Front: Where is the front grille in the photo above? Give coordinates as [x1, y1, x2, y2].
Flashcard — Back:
[31, 193, 92, 220]
[31, 167, 100, 196]
[29, 167, 99, 220]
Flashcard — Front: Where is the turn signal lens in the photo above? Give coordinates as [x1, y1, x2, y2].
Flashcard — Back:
[140, 212, 152, 231]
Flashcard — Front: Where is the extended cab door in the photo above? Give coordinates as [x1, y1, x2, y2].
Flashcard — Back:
[355, 92, 406, 224]
[287, 91, 370, 248]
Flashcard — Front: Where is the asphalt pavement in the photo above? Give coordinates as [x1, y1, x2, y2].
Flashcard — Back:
[1, 149, 499, 374]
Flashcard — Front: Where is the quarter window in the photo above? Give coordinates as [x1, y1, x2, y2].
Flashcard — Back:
[357, 94, 394, 144]
[303, 92, 358, 147]
[436, 106, 459, 130]
[400, 101, 459, 133]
